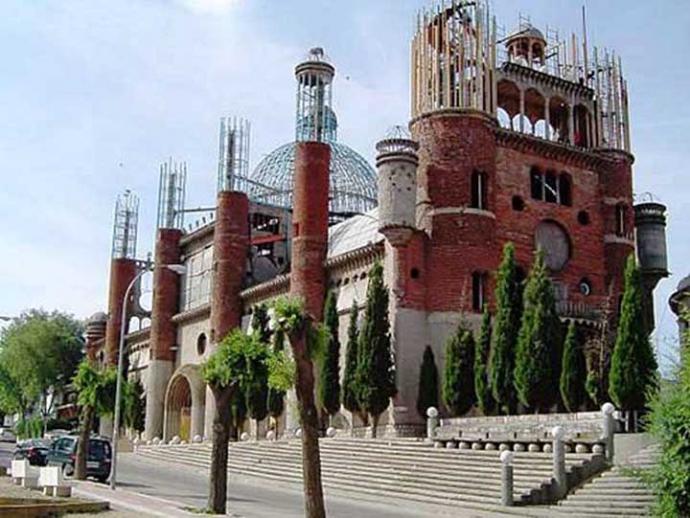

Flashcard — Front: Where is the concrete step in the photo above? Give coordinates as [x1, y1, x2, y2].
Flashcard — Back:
[136, 447, 550, 493]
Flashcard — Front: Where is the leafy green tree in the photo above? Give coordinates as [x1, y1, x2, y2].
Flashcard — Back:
[202, 329, 271, 514]
[72, 361, 117, 480]
[514, 251, 562, 412]
[342, 302, 363, 423]
[609, 255, 658, 426]
[267, 328, 286, 429]
[124, 379, 146, 435]
[489, 243, 523, 414]
[0, 310, 83, 429]
[560, 322, 586, 412]
[271, 296, 328, 518]
[646, 310, 690, 517]
[442, 322, 476, 416]
[318, 291, 341, 423]
[475, 307, 494, 415]
[416, 346, 439, 419]
[355, 262, 396, 437]
[246, 305, 271, 438]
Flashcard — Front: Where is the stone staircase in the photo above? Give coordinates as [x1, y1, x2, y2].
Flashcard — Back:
[553, 444, 659, 517]
[136, 437, 597, 513]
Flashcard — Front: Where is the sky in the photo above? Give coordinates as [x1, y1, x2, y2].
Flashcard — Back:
[0, 0, 688, 370]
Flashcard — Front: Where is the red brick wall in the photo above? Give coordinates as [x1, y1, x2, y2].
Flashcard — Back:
[411, 111, 499, 313]
[495, 147, 609, 311]
[104, 258, 138, 366]
[599, 151, 635, 311]
[290, 142, 330, 321]
[211, 191, 249, 344]
[150, 229, 182, 362]
[408, 110, 631, 318]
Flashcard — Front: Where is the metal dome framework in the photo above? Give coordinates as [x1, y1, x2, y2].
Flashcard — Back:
[249, 141, 377, 216]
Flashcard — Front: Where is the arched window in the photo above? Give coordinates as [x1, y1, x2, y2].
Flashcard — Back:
[470, 170, 487, 210]
[196, 333, 207, 356]
[615, 204, 627, 237]
[559, 174, 572, 206]
[530, 167, 543, 200]
[544, 170, 558, 203]
[472, 272, 487, 312]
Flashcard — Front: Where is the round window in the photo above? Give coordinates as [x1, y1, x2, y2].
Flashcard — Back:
[535, 221, 571, 272]
[197, 333, 207, 356]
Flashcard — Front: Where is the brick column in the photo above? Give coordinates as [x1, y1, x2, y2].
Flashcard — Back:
[290, 142, 330, 321]
[104, 258, 138, 366]
[144, 228, 182, 440]
[204, 191, 249, 438]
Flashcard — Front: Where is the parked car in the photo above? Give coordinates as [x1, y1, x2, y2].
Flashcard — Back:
[44, 429, 71, 442]
[0, 427, 16, 443]
[13, 438, 50, 466]
[46, 435, 112, 483]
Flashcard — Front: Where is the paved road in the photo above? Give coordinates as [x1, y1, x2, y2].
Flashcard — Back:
[0, 441, 504, 517]
[113, 452, 465, 518]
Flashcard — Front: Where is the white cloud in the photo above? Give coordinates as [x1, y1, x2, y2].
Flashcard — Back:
[176, 0, 240, 15]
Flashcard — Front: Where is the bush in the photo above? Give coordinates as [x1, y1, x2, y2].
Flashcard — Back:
[646, 310, 690, 517]
[442, 323, 476, 416]
[416, 346, 439, 419]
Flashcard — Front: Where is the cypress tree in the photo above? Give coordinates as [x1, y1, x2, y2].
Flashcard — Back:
[475, 307, 494, 415]
[416, 346, 439, 419]
[560, 322, 586, 412]
[488, 242, 523, 414]
[356, 262, 396, 437]
[514, 250, 561, 412]
[609, 255, 658, 419]
[442, 323, 476, 416]
[267, 328, 286, 423]
[342, 302, 362, 423]
[318, 291, 341, 422]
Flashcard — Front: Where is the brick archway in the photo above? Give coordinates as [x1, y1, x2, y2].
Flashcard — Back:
[163, 364, 206, 442]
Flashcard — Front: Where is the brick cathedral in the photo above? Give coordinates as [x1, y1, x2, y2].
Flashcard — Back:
[85, 1, 668, 440]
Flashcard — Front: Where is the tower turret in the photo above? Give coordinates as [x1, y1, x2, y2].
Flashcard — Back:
[295, 47, 336, 143]
[376, 126, 419, 234]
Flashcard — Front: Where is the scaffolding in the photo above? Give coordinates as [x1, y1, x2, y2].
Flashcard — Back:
[411, 0, 497, 117]
[112, 190, 139, 259]
[295, 48, 336, 143]
[156, 158, 187, 230]
[217, 117, 251, 193]
[413, 1, 631, 151]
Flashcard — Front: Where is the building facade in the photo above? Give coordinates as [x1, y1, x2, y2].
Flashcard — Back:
[87, 2, 668, 441]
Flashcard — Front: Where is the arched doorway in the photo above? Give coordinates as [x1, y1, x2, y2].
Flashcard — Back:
[163, 364, 206, 442]
[165, 375, 192, 441]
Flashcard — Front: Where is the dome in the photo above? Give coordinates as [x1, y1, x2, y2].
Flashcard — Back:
[249, 141, 377, 216]
[87, 312, 108, 324]
[507, 25, 546, 44]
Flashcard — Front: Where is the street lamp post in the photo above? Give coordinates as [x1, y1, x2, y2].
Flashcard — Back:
[110, 262, 185, 490]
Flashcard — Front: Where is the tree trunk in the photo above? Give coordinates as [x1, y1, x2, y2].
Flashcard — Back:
[75, 405, 94, 480]
[371, 414, 379, 439]
[208, 385, 234, 514]
[290, 325, 326, 518]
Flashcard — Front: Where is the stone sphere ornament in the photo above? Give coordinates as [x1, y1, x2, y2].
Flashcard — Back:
[426, 407, 439, 418]
[326, 427, 337, 438]
[295, 428, 303, 439]
[266, 430, 276, 441]
[601, 402, 615, 416]
[240, 432, 250, 442]
[193, 435, 203, 443]
[500, 450, 514, 465]
[551, 425, 565, 440]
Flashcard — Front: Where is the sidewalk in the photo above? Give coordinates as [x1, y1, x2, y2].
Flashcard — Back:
[72, 480, 198, 517]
